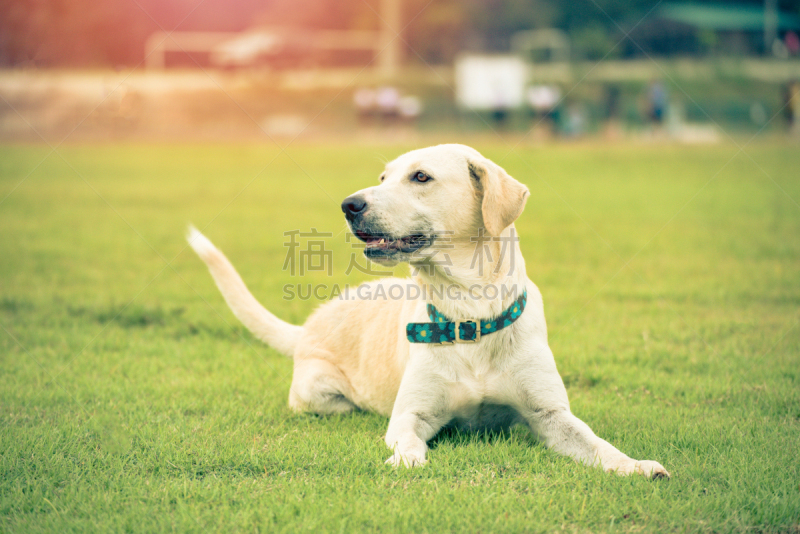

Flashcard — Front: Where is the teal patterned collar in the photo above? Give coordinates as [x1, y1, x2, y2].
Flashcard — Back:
[406, 290, 527, 345]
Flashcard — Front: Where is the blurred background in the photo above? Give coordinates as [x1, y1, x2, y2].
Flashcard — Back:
[1, 0, 799, 143]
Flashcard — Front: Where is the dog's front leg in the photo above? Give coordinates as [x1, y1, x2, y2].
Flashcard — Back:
[526, 406, 670, 479]
[384, 369, 450, 468]
[510, 347, 670, 479]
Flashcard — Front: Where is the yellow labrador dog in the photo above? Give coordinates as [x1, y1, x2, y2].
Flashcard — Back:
[188, 144, 669, 478]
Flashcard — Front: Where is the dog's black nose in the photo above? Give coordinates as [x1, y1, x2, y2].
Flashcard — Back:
[341, 195, 367, 220]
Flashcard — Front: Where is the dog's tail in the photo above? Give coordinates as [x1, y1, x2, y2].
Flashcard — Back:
[186, 226, 302, 358]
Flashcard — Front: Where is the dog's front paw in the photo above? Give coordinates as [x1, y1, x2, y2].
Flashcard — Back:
[608, 459, 670, 479]
[385, 450, 427, 468]
[634, 460, 670, 479]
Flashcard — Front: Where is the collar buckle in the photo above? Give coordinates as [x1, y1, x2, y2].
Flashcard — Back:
[454, 320, 480, 343]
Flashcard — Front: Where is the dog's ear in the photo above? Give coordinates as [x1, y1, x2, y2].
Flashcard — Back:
[469, 157, 529, 236]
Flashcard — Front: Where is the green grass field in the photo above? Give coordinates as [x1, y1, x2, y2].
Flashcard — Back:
[1, 140, 799, 532]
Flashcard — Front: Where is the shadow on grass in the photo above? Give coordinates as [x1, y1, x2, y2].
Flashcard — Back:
[428, 424, 535, 451]
[65, 302, 250, 340]
[0, 296, 35, 313]
[300, 405, 539, 452]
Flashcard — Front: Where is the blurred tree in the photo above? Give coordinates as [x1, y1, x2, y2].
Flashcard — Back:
[404, 0, 467, 63]
[1, 0, 798, 66]
[251, 0, 379, 30]
[0, 0, 153, 66]
[571, 22, 622, 59]
[464, 0, 558, 50]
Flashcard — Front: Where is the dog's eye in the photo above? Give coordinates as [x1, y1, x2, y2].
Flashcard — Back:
[412, 171, 431, 183]
[380, 175, 385, 182]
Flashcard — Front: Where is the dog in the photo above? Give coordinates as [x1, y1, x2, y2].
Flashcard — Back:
[187, 144, 670, 478]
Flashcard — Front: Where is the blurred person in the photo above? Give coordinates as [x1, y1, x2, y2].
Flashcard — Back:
[354, 87, 377, 126]
[392, 95, 423, 139]
[490, 82, 511, 129]
[376, 86, 400, 124]
[563, 102, 588, 138]
[749, 101, 768, 127]
[784, 80, 800, 136]
[603, 84, 622, 140]
[786, 31, 799, 56]
[647, 79, 668, 127]
[397, 95, 422, 124]
[526, 85, 561, 139]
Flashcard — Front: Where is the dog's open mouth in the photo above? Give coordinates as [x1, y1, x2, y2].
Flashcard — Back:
[355, 231, 430, 257]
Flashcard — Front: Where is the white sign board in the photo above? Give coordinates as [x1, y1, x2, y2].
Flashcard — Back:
[455, 55, 528, 110]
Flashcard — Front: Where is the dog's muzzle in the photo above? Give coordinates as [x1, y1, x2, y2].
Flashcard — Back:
[341, 195, 367, 222]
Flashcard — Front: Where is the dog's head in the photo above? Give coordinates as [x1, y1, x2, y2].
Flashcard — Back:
[341, 144, 529, 265]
